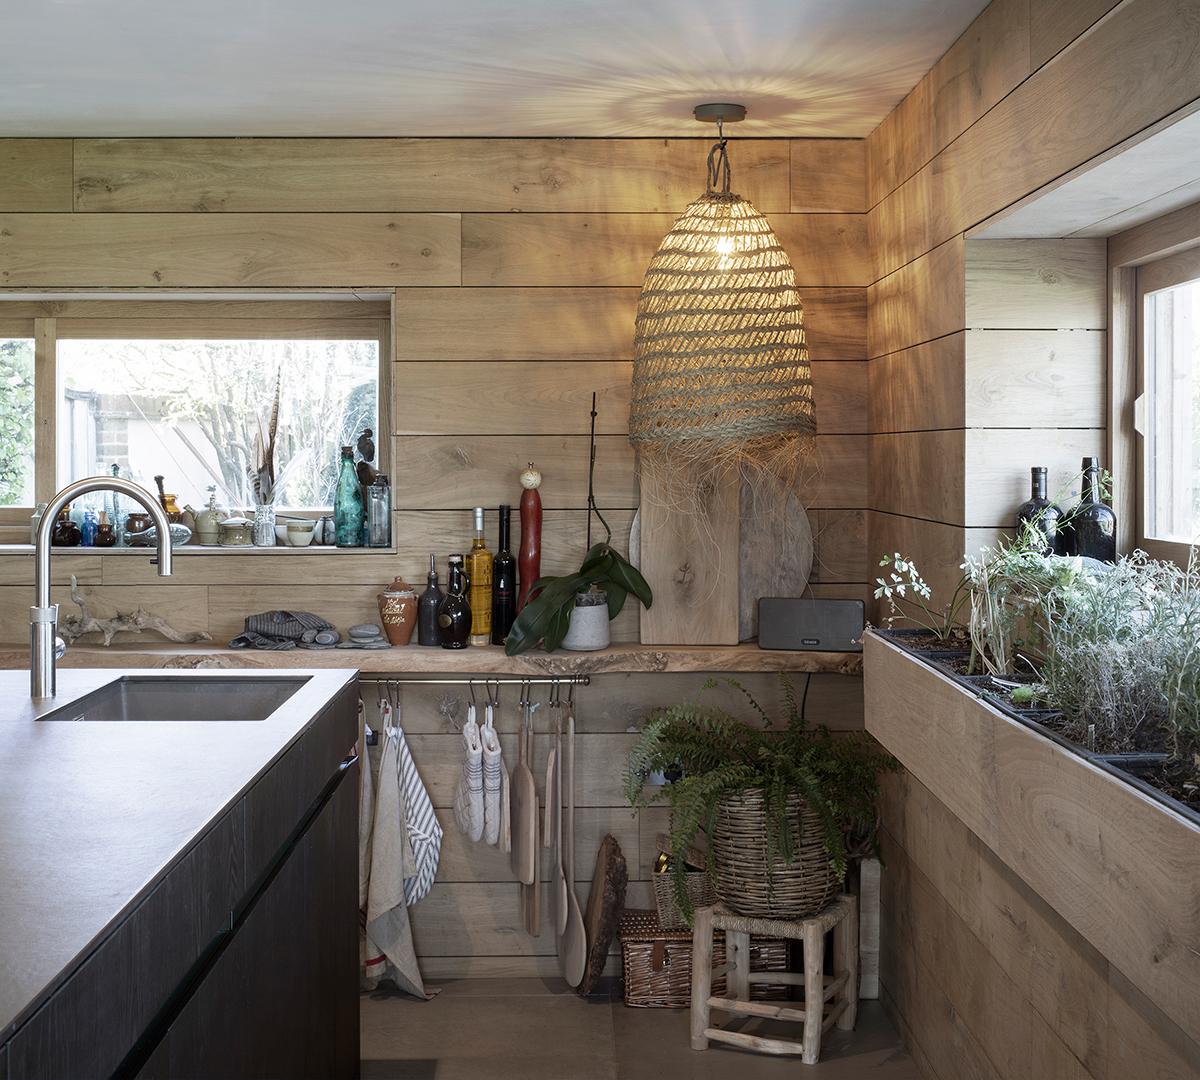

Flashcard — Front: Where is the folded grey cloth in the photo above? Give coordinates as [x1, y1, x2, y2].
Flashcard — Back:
[230, 610, 336, 650]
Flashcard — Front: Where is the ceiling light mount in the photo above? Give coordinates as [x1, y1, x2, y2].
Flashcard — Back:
[693, 103, 747, 124]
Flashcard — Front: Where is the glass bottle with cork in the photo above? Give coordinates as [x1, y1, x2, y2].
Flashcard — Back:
[334, 445, 364, 547]
[439, 554, 472, 649]
[467, 507, 493, 646]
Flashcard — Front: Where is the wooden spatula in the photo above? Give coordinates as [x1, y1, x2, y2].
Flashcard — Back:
[561, 700, 587, 986]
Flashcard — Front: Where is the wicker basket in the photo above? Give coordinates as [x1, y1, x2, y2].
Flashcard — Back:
[711, 789, 839, 919]
[619, 908, 789, 1008]
[651, 871, 717, 931]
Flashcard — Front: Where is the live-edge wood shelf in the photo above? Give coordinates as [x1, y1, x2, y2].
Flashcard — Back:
[0, 642, 862, 677]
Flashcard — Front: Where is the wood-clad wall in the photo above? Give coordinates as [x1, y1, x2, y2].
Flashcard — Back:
[880, 769, 1200, 1080]
[866, 0, 1200, 1073]
[864, 0, 1200, 598]
[0, 135, 870, 641]
[388, 671, 862, 979]
[0, 137, 871, 977]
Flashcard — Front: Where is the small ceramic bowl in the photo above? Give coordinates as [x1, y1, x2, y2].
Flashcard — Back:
[287, 521, 316, 548]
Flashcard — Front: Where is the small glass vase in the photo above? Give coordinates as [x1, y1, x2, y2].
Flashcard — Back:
[253, 503, 277, 547]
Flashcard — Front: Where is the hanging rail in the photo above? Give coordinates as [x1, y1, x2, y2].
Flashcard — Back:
[355, 675, 590, 686]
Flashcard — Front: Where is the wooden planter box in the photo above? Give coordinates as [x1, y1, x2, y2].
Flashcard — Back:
[864, 629, 1200, 1046]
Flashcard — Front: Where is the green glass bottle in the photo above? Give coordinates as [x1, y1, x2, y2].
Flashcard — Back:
[334, 446, 364, 547]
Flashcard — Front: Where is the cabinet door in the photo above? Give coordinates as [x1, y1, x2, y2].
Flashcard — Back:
[8, 805, 243, 1080]
[144, 763, 358, 1080]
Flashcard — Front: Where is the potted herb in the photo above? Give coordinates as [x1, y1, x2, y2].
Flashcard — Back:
[503, 540, 651, 655]
[625, 678, 895, 921]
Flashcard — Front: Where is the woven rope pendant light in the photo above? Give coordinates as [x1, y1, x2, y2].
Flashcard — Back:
[631, 106, 816, 485]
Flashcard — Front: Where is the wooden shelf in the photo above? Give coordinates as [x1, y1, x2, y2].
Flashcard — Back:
[0, 642, 862, 677]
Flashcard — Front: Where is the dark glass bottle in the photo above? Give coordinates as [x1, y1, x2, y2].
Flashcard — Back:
[417, 553, 444, 647]
[491, 504, 517, 645]
[1015, 467, 1063, 555]
[94, 510, 116, 548]
[51, 507, 81, 547]
[438, 554, 472, 649]
[1069, 457, 1117, 563]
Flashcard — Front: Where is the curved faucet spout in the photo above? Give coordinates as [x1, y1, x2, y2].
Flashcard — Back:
[32, 477, 173, 697]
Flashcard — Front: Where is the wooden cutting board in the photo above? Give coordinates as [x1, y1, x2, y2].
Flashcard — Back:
[637, 467, 740, 645]
[738, 480, 814, 641]
[577, 834, 628, 997]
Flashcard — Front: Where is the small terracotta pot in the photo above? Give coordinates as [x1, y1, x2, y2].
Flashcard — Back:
[378, 579, 418, 646]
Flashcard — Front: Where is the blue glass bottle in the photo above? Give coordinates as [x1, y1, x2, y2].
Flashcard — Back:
[80, 509, 98, 547]
[334, 445, 364, 547]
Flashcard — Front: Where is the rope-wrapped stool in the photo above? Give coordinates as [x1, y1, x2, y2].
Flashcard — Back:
[689, 895, 858, 1065]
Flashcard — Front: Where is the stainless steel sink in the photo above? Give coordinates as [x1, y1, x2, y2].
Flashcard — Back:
[37, 676, 311, 723]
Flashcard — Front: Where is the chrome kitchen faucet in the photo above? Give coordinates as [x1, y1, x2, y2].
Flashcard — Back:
[31, 477, 173, 698]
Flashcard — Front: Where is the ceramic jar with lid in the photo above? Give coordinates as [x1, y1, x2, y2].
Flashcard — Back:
[378, 577, 418, 646]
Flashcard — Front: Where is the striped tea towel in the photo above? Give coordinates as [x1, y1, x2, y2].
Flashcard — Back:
[395, 724, 441, 907]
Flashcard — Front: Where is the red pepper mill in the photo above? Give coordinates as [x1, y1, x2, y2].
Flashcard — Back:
[517, 462, 542, 611]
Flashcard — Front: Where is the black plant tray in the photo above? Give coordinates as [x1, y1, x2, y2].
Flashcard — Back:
[877, 630, 1200, 827]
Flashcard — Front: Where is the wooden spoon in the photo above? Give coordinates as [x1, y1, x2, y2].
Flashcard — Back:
[561, 700, 587, 986]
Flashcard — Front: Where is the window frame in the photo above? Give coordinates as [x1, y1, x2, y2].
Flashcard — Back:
[1109, 202, 1200, 568]
[1134, 247, 1200, 561]
[0, 296, 393, 545]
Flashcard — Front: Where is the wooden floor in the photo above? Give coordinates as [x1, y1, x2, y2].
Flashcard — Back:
[360, 979, 920, 1079]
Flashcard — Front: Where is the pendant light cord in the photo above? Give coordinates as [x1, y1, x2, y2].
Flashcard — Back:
[706, 117, 732, 194]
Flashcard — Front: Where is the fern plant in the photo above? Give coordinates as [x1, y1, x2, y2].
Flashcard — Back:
[626, 677, 896, 921]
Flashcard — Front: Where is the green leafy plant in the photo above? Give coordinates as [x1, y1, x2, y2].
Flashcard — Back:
[503, 541, 652, 655]
[505, 394, 653, 655]
[625, 678, 896, 920]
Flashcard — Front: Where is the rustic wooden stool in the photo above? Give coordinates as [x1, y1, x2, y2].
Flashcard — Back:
[689, 894, 858, 1065]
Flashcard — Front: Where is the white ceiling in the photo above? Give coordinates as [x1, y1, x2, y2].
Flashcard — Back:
[4, 0, 988, 137]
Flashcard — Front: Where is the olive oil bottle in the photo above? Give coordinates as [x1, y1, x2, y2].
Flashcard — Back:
[467, 507, 494, 646]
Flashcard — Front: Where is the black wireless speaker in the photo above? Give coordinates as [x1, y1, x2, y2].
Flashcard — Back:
[757, 598, 865, 652]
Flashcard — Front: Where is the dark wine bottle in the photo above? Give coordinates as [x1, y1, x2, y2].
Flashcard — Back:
[1069, 457, 1117, 563]
[491, 504, 517, 645]
[417, 553, 444, 647]
[1015, 466, 1063, 555]
[438, 554, 472, 649]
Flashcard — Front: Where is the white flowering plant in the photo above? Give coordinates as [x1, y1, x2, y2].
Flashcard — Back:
[874, 552, 970, 642]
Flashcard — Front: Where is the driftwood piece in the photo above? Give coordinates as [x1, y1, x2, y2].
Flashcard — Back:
[59, 575, 213, 647]
[577, 833, 628, 997]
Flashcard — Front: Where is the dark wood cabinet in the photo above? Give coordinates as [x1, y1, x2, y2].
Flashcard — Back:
[5, 687, 359, 1080]
[139, 765, 358, 1080]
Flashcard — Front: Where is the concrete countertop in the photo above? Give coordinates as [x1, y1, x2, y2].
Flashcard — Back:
[0, 666, 358, 1043]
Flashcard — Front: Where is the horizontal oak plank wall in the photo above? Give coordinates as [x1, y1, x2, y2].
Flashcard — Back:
[0, 135, 870, 977]
[867, 634, 1200, 1066]
[880, 770, 1200, 1080]
[865, 0, 1196, 1060]
[362, 670, 863, 977]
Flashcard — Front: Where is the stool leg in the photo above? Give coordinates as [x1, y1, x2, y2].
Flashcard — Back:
[802, 921, 823, 1065]
[690, 906, 714, 1051]
[725, 928, 750, 1002]
[835, 895, 859, 1030]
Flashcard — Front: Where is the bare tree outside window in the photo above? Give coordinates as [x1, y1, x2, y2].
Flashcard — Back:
[0, 337, 35, 507]
[57, 337, 378, 510]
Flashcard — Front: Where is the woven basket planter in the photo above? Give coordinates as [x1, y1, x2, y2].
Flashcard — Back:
[651, 870, 717, 931]
[711, 788, 839, 919]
